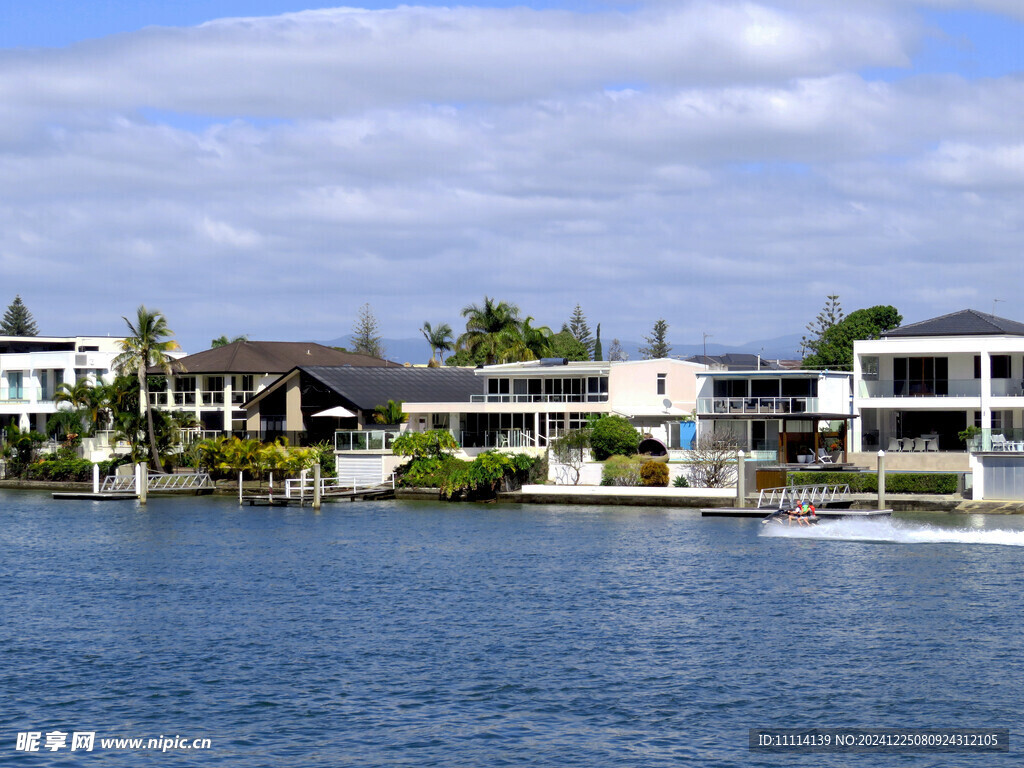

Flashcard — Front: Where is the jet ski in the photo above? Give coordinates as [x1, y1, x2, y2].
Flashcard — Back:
[761, 501, 820, 526]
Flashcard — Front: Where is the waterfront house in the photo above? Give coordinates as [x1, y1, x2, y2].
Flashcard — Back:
[695, 368, 854, 463]
[0, 334, 124, 434]
[402, 357, 705, 452]
[151, 340, 393, 436]
[243, 365, 480, 483]
[852, 309, 1024, 458]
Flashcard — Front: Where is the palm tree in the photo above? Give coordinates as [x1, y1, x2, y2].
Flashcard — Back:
[111, 305, 181, 472]
[372, 400, 407, 425]
[457, 297, 523, 365]
[515, 316, 552, 362]
[420, 322, 454, 367]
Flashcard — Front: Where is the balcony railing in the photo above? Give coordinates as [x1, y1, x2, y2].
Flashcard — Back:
[201, 391, 225, 406]
[470, 393, 609, 404]
[697, 397, 818, 415]
[460, 429, 534, 449]
[148, 392, 169, 405]
[859, 379, 980, 397]
[990, 380, 1024, 397]
[335, 429, 402, 452]
[968, 428, 1024, 453]
[173, 392, 197, 406]
[0, 387, 41, 403]
[231, 390, 255, 405]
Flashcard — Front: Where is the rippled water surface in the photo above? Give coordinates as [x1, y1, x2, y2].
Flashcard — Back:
[2, 492, 1023, 766]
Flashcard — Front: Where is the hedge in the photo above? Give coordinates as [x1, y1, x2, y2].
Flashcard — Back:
[788, 471, 959, 494]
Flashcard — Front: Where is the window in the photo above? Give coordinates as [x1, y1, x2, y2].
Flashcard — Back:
[657, 373, 667, 396]
[76, 345, 99, 352]
[991, 355, 1011, 379]
[7, 371, 23, 399]
[861, 356, 879, 380]
[894, 357, 948, 396]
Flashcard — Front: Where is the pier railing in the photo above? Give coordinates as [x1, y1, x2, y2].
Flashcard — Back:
[757, 484, 851, 509]
[100, 471, 215, 494]
[283, 473, 396, 500]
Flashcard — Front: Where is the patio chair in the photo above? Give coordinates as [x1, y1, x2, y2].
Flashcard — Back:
[816, 448, 834, 464]
[912, 437, 927, 452]
[992, 434, 1007, 451]
[886, 437, 902, 452]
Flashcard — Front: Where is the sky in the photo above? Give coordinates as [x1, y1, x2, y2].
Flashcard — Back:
[2, 0, 1024, 357]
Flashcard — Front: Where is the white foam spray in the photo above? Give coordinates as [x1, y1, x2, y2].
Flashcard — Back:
[759, 517, 1024, 547]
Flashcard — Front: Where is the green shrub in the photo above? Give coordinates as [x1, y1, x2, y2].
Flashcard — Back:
[24, 456, 128, 483]
[640, 461, 669, 487]
[672, 473, 689, 488]
[601, 455, 644, 486]
[590, 415, 640, 460]
[398, 451, 544, 500]
[788, 471, 959, 494]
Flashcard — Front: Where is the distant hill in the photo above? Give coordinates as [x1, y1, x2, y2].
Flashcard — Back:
[318, 333, 803, 366]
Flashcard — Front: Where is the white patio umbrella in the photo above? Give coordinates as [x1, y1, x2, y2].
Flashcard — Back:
[311, 406, 357, 418]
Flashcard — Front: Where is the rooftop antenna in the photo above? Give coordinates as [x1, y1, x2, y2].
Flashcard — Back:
[992, 298, 1003, 317]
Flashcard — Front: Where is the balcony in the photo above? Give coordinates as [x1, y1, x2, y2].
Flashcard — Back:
[201, 391, 225, 406]
[697, 397, 818, 415]
[0, 387, 40, 403]
[173, 392, 197, 406]
[335, 429, 402, 452]
[968, 428, 1024, 453]
[460, 429, 534, 449]
[231, 390, 255, 405]
[469, 393, 609, 404]
[858, 379, 980, 398]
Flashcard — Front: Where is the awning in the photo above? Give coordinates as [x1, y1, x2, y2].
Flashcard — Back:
[311, 405, 357, 418]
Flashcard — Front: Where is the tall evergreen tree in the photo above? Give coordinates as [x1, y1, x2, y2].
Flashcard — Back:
[639, 319, 671, 360]
[567, 304, 594, 359]
[351, 303, 385, 358]
[800, 295, 844, 359]
[593, 323, 603, 362]
[1, 295, 38, 336]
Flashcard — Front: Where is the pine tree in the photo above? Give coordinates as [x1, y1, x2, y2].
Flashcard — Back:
[639, 319, 671, 360]
[1, 295, 38, 336]
[800, 295, 844, 359]
[593, 324, 603, 362]
[351, 303, 385, 358]
[567, 304, 594, 359]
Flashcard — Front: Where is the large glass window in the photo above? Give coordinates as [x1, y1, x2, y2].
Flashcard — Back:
[894, 357, 948, 396]
[991, 355, 1011, 379]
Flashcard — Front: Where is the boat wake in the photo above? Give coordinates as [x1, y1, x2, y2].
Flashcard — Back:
[759, 517, 1024, 546]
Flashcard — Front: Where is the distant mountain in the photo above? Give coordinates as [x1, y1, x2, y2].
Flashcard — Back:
[318, 333, 803, 366]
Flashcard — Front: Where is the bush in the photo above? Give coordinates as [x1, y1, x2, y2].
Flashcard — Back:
[601, 455, 644, 486]
[25, 456, 128, 483]
[398, 451, 545, 500]
[788, 471, 959, 494]
[673, 473, 689, 488]
[640, 461, 669, 487]
[590, 416, 640, 460]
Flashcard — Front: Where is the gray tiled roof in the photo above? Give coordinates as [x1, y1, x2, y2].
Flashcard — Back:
[162, 340, 390, 374]
[301, 366, 479, 410]
[883, 309, 1024, 338]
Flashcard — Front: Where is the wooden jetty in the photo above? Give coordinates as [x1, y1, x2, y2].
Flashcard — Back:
[242, 474, 396, 506]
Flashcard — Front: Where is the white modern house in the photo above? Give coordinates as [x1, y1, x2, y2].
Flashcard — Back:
[402, 357, 706, 452]
[852, 309, 1024, 456]
[695, 369, 853, 463]
[0, 335, 124, 434]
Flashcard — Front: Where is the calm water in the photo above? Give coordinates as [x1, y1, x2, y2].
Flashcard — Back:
[1, 492, 1022, 766]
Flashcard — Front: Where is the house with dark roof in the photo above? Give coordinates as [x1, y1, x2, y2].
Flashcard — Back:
[243, 365, 480, 444]
[149, 340, 394, 434]
[853, 309, 1024, 464]
[243, 365, 480, 482]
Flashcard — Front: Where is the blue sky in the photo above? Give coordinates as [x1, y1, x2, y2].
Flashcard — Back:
[1, 0, 1024, 356]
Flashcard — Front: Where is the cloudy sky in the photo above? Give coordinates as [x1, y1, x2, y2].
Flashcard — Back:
[2, 0, 1023, 356]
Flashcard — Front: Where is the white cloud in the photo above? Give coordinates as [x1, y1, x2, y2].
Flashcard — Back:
[1, 2, 1023, 352]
